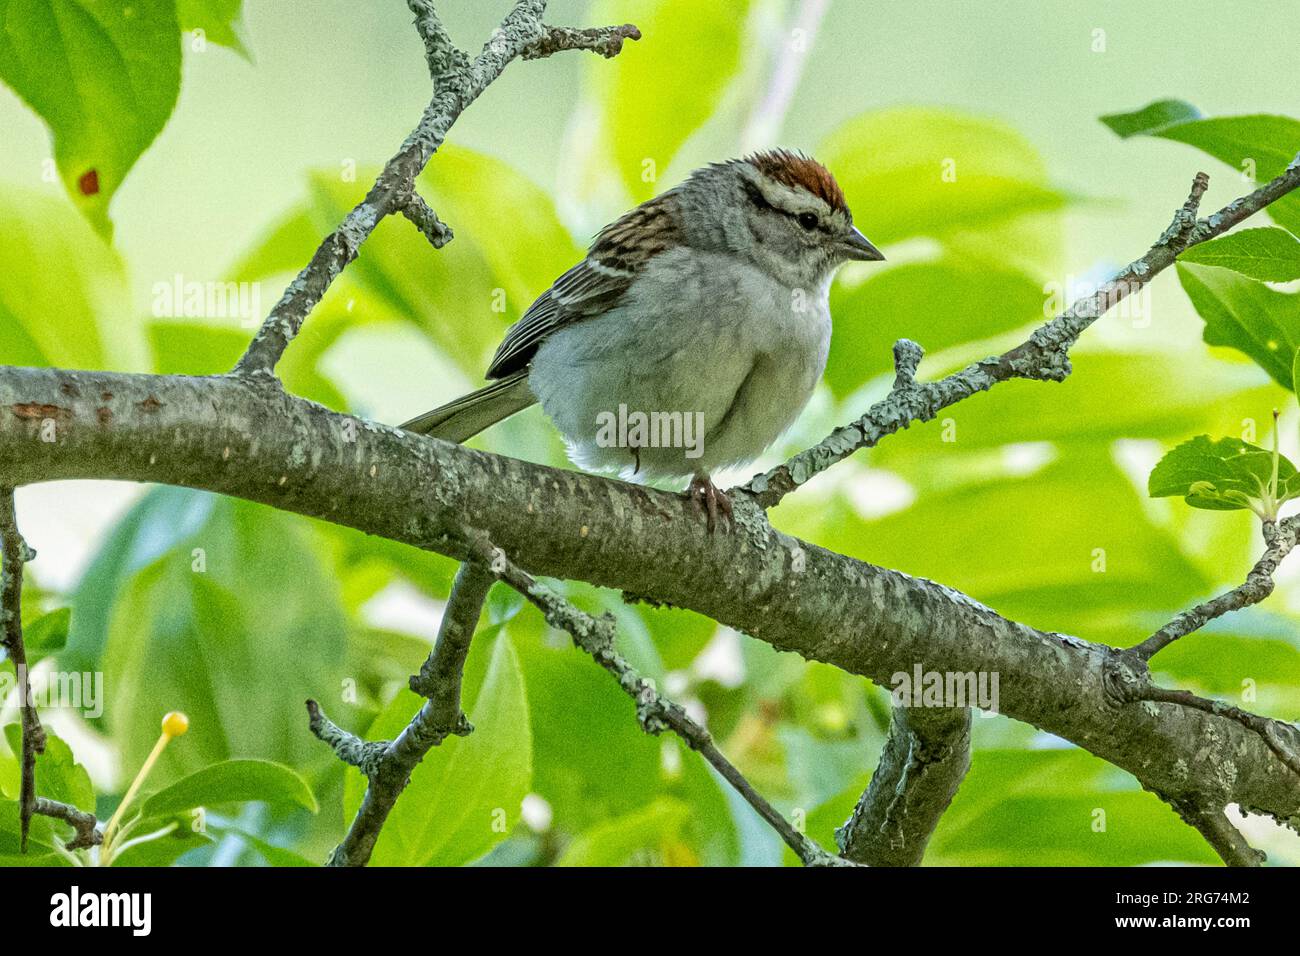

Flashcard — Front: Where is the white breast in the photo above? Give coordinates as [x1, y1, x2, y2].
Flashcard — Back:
[528, 247, 831, 480]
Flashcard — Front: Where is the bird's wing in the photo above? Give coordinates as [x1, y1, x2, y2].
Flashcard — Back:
[485, 192, 682, 379]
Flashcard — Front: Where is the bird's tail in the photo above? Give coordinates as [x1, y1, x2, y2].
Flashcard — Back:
[400, 370, 536, 443]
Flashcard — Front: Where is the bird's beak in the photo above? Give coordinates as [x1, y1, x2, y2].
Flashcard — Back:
[841, 226, 886, 262]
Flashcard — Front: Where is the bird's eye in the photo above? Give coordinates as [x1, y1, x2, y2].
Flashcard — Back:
[797, 212, 819, 231]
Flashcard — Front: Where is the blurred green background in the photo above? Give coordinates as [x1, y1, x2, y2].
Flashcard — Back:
[2, 0, 1300, 866]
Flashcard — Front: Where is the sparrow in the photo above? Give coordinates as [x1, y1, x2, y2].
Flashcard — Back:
[401, 149, 884, 530]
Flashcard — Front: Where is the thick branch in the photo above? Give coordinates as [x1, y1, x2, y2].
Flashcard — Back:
[232, 0, 638, 377]
[745, 163, 1300, 507]
[836, 706, 971, 866]
[6, 364, 1300, 843]
[1, 487, 44, 852]
[6, 156, 1300, 860]
[310, 559, 488, 866]
[1131, 515, 1300, 661]
[464, 533, 850, 866]
[1125, 681, 1300, 781]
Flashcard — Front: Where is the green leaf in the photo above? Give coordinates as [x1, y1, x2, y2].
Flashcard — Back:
[1149, 435, 1300, 513]
[3, 727, 95, 813]
[147, 319, 348, 409]
[1177, 262, 1300, 388]
[555, 797, 691, 866]
[1, 733, 91, 855]
[24, 607, 71, 657]
[65, 487, 218, 674]
[827, 258, 1050, 399]
[344, 627, 532, 866]
[820, 107, 1069, 274]
[147, 321, 247, 375]
[1178, 227, 1300, 282]
[806, 749, 1217, 866]
[777, 456, 1211, 645]
[108, 823, 211, 866]
[1294, 346, 1300, 398]
[213, 825, 318, 867]
[0, 188, 128, 368]
[0, 745, 15, 801]
[176, 0, 250, 57]
[872, 348, 1280, 471]
[1100, 98, 1204, 138]
[141, 759, 317, 818]
[590, 0, 750, 202]
[1103, 102, 1300, 235]
[1152, 622, 1300, 701]
[0, 802, 60, 855]
[91, 496, 350, 778]
[935, 791, 1219, 866]
[509, 608, 664, 831]
[231, 146, 581, 381]
[0, 0, 181, 236]
[0, 850, 69, 867]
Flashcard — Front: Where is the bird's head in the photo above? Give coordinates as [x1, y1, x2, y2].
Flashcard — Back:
[679, 148, 884, 289]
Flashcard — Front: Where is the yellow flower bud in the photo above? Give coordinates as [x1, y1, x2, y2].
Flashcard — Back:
[161, 711, 190, 738]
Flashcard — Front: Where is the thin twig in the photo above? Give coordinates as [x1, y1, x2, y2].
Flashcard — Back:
[746, 162, 1300, 508]
[1097, 513, 1300, 787]
[0, 487, 44, 853]
[310, 560, 491, 867]
[400, 193, 455, 248]
[409, 561, 495, 723]
[462, 532, 854, 867]
[521, 23, 642, 59]
[1132, 515, 1300, 661]
[233, 1, 639, 378]
[407, 0, 462, 80]
[305, 699, 388, 777]
[32, 797, 102, 851]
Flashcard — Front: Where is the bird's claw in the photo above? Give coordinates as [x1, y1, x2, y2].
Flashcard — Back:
[687, 474, 732, 534]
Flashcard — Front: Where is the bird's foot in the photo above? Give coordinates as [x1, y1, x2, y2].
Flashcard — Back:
[686, 474, 732, 534]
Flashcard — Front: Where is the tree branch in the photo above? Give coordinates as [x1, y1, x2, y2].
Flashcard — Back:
[1096, 513, 1300, 801]
[744, 164, 1300, 508]
[521, 23, 642, 60]
[5, 96, 1300, 862]
[462, 532, 852, 866]
[407, 0, 462, 80]
[400, 193, 455, 249]
[1131, 515, 1300, 661]
[1171, 799, 1266, 868]
[308, 558, 489, 866]
[7, 360, 1300, 850]
[31, 797, 102, 852]
[0, 487, 44, 853]
[836, 705, 971, 866]
[232, 0, 639, 378]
